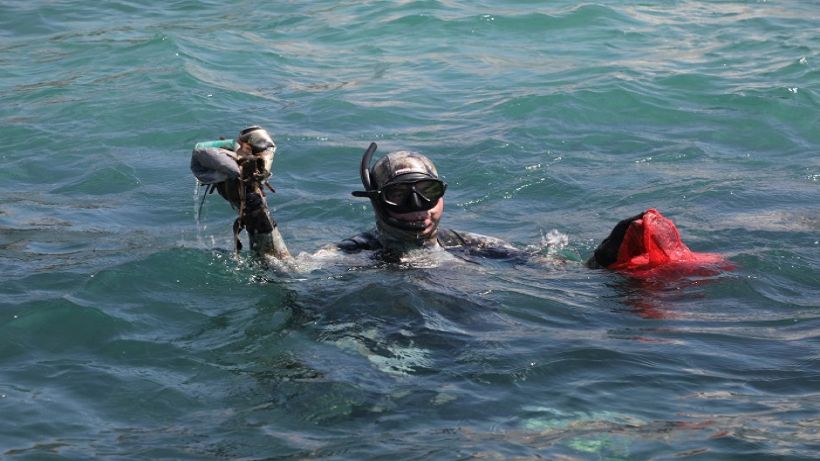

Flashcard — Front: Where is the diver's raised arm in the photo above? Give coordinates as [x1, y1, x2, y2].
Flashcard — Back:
[191, 126, 291, 260]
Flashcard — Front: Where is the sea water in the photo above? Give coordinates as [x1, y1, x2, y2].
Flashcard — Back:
[1, 1, 818, 459]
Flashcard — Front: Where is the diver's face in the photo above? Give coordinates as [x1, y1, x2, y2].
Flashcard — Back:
[385, 197, 444, 239]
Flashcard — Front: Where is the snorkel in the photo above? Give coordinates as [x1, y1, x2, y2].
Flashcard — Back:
[352, 142, 379, 201]
[352, 142, 409, 231]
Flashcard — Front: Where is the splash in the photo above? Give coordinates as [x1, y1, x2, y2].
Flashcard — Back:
[542, 229, 569, 253]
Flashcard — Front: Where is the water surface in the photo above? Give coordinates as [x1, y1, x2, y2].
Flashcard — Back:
[1, 1, 818, 459]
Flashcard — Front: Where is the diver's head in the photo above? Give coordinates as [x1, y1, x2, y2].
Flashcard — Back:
[237, 126, 276, 178]
[352, 144, 447, 250]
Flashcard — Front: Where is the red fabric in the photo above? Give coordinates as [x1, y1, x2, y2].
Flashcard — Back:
[608, 209, 728, 275]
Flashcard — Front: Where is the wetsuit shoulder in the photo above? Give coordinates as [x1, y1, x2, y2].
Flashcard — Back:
[337, 229, 382, 253]
[437, 228, 525, 260]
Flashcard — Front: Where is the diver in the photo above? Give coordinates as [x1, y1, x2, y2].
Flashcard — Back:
[339, 143, 530, 262]
[191, 127, 726, 272]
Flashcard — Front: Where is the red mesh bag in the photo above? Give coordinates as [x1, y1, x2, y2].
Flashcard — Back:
[608, 209, 727, 274]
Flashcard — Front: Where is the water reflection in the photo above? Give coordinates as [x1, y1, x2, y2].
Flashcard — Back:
[610, 263, 733, 319]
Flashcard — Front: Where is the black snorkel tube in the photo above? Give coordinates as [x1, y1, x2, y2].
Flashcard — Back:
[351, 142, 379, 201]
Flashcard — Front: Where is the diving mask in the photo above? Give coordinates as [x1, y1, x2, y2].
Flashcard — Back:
[378, 174, 447, 213]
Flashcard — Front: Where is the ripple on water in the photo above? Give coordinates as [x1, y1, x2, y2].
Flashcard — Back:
[0, 0, 818, 459]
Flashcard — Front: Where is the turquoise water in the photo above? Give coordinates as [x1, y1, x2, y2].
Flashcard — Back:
[1, 1, 818, 459]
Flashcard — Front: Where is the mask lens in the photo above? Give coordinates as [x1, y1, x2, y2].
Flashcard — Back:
[381, 183, 412, 206]
[413, 180, 444, 201]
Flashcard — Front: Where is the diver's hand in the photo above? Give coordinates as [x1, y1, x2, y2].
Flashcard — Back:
[235, 140, 253, 158]
[587, 212, 646, 268]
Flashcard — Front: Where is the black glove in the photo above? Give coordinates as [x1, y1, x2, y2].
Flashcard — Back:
[242, 190, 275, 235]
[587, 212, 645, 268]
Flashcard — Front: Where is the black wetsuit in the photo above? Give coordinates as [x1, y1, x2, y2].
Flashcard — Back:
[337, 228, 529, 262]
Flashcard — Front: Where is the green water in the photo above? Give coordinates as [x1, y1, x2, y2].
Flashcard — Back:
[1, 1, 818, 459]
